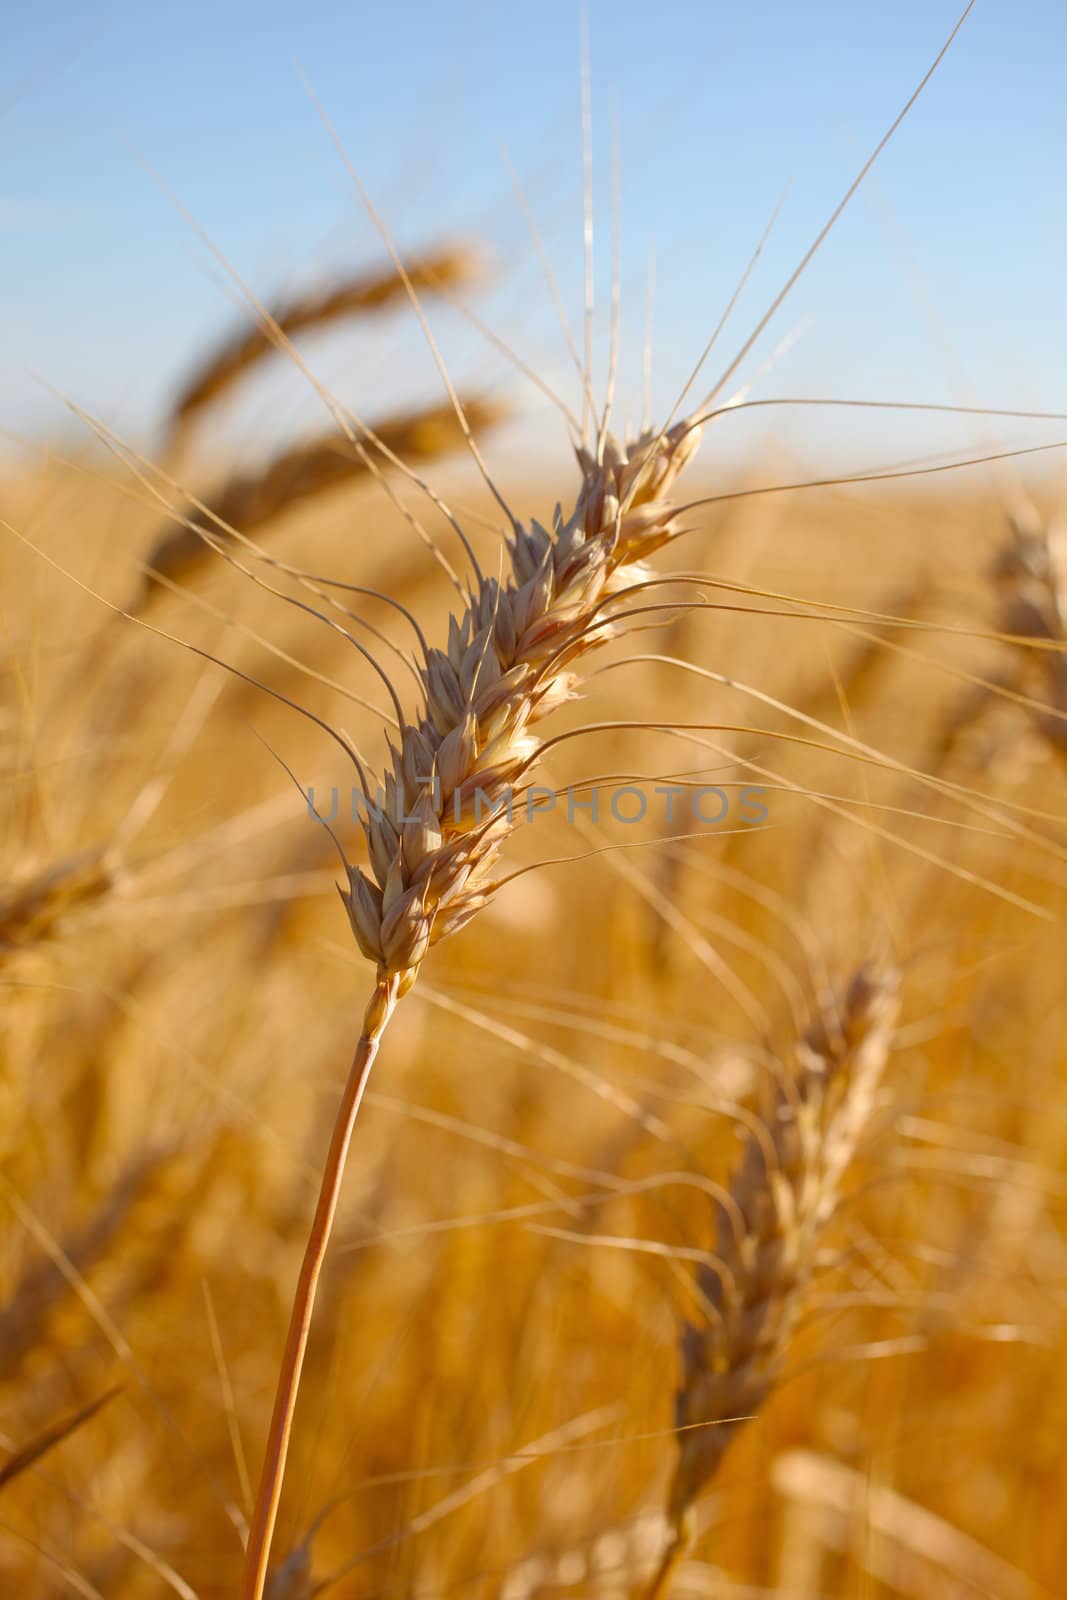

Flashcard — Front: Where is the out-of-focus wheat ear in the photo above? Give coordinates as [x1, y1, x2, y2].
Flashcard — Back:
[0, 846, 117, 962]
[933, 670, 1017, 771]
[991, 514, 1067, 761]
[0, 1155, 170, 1381]
[134, 395, 509, 613]
[165, 243, 483, 446]
[646, 966, 900, 1597]
[936, 511, 1067, 770]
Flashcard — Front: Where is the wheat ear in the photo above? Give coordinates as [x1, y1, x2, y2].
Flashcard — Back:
[939, 512, 1067, 768]
[646, 966, 900, 1598]
[993, 514, 1067, 760]
[167, 244, 481, 442]
[135, 395, 507, 611]
[0, 847, 117, 961]
[240, 416, 704, 1598]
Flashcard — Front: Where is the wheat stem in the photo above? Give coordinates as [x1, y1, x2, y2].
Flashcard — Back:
[241, 976, 400, 1600]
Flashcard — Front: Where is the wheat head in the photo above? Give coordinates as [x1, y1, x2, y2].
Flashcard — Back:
[648, 966, 900, 1591]
[168, 243, 482, 442]
[339, 418, 704, 990]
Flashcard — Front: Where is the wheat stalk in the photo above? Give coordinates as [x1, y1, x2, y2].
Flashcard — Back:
[645, 965, 900, 1597]
[240, 414, 705, 1598]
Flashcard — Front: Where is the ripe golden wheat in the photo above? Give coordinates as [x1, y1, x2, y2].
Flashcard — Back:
[648, 967, 900, 1593]
[167, 243, 481, 443]
[6, 10, 1067, 1596]
[242, 413, 708, 1595]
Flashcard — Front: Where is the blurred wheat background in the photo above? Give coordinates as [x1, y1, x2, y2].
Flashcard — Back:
[3, 3, 1067, 1597]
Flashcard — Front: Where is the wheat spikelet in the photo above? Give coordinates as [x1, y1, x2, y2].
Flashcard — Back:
[135, 395, 508, 610]
[646, 966, 900, 1594]
[167, 243, 482, 441]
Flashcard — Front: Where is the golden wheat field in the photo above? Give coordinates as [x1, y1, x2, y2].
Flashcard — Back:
[3, 7, 1067, 1598]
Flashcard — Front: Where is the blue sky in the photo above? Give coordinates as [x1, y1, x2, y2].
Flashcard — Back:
[3, 0, 1067, 474]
